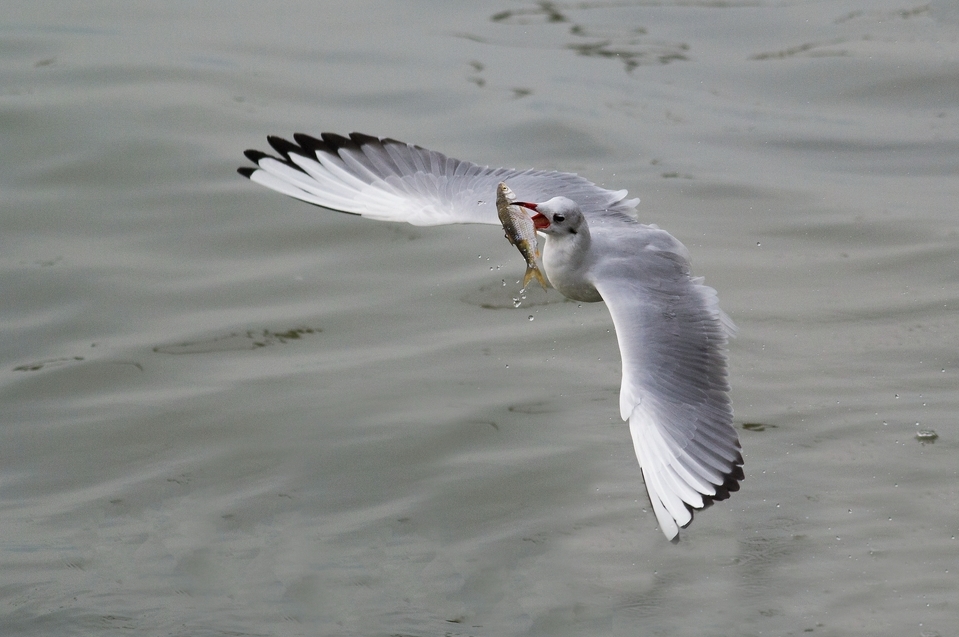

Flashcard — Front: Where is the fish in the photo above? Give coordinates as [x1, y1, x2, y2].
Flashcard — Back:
[496, 182, 549, 290]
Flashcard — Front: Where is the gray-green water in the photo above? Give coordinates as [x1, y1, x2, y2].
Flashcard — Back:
[2, 1, 958, 635]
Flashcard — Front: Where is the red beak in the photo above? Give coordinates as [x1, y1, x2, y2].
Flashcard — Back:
[516, 202, 550, 229]
[531, 213, 550, 230]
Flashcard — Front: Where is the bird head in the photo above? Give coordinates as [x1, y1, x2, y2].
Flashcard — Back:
[514, 197, 585, 236]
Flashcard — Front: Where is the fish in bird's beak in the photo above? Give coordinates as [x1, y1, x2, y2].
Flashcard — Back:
[514, 202, 551, 230]
[496, 185, 549, 290]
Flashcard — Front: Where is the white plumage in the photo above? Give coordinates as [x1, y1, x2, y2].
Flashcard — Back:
[240, 132, 743, 541]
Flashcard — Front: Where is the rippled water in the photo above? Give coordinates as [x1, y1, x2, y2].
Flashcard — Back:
[2, 1, 958, 635]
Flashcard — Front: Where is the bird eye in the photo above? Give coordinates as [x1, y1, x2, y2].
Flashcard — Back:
[553, 213, 565, 223]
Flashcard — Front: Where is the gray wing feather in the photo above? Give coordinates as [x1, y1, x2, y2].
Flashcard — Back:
[240, 133, 639, 226]
[591, 227, 742, 541]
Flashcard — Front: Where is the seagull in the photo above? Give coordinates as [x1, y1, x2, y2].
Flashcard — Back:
[239, 132, 743, 541]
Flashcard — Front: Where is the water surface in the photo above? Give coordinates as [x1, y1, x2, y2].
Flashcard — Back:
[2, 1, 958, 635]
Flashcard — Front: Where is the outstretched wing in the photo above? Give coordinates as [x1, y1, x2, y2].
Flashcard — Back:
[591, 228, 742, 541]
[239, 132, 638, 226]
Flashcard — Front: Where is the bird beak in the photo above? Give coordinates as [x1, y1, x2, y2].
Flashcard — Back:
[515, 202, 551, 229]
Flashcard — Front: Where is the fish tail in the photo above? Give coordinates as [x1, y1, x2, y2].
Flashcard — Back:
[523, 266, 549, 291]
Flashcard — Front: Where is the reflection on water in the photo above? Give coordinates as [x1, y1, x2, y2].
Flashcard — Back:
[13, 356, 86, 372]
[153, 327, 321, 354]
[483, 1, 692, 72]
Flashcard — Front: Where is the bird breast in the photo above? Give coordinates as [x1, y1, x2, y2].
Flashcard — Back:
[541, 234, 603, 303]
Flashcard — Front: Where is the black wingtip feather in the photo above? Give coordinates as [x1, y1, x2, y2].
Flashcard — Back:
[267, 135, 303, 160]
[672, 459, 744, 540]
[699, 465, 744, 506]
[286, 131, 399, 159]
[349, 131, 384, 146]
[292, 132, 327, 154]
[243, 149, 270, 164]
[237, 167, 256, 178]
[320, 132, 355, 152]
